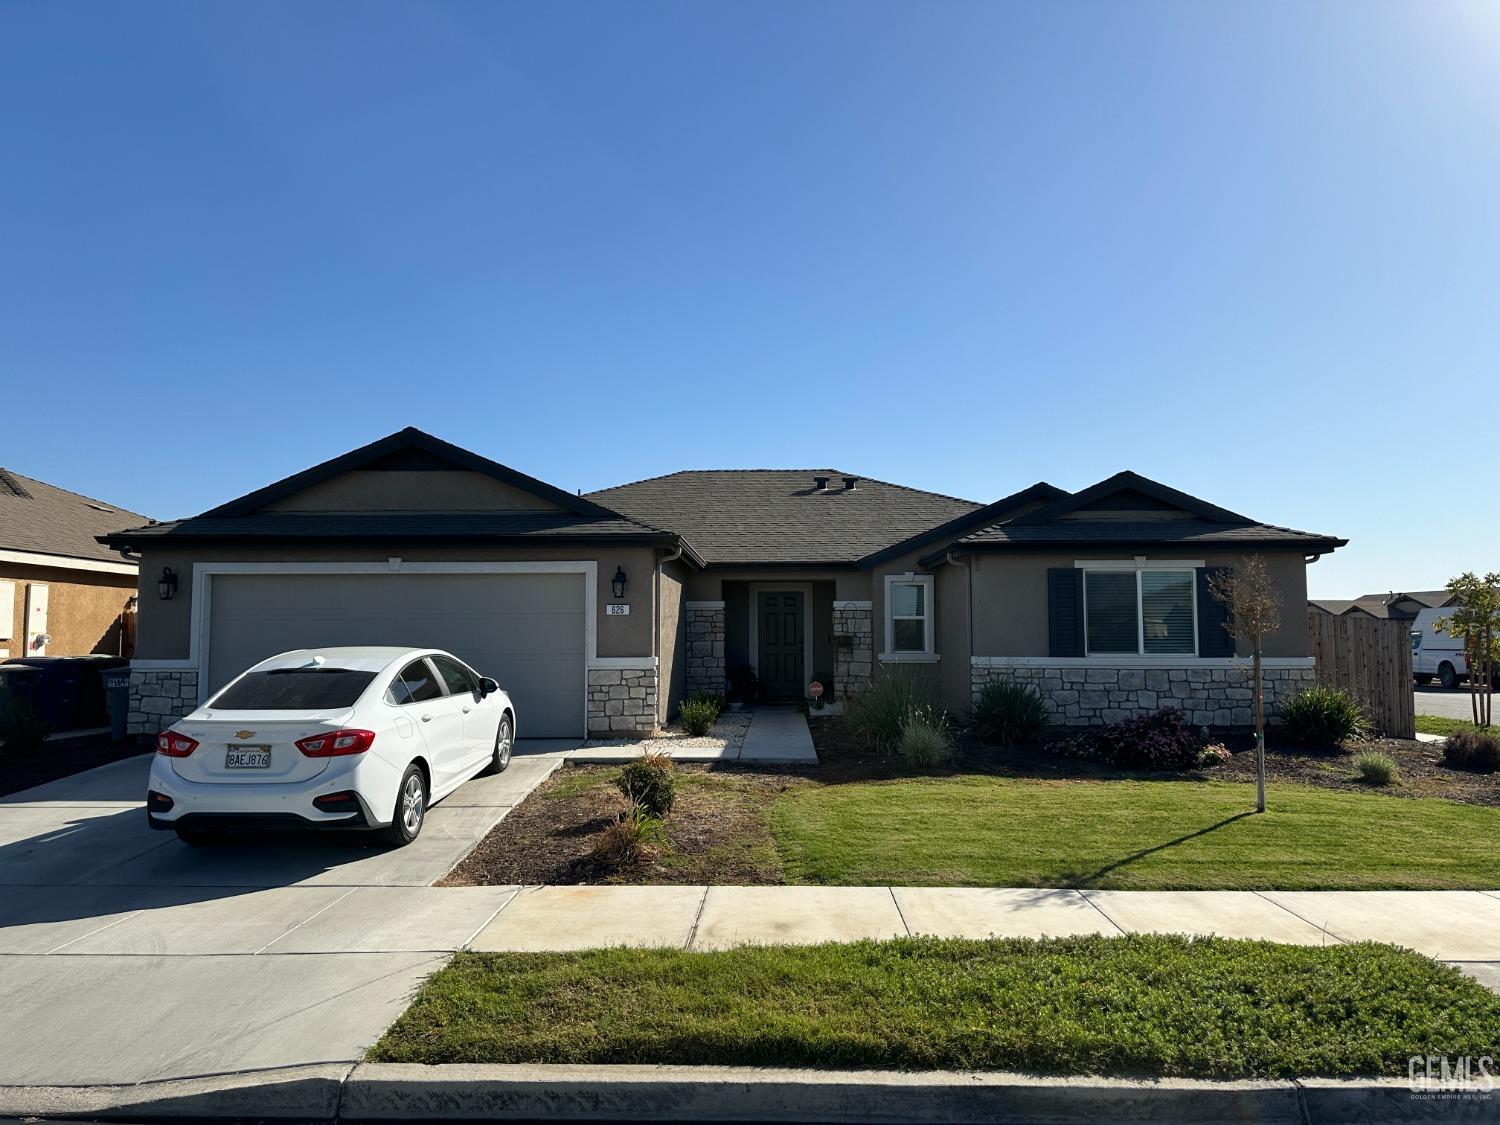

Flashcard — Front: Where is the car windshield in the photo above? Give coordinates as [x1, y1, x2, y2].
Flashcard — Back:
[211, 668, 377, 710]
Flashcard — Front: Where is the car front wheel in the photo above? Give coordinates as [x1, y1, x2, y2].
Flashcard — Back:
[483, 713, 514, 775]
[378, 765, 426, 847]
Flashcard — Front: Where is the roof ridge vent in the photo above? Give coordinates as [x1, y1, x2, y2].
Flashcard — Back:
[842, 475, 859, 491]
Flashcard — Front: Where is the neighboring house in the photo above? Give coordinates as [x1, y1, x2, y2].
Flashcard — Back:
[100, 428, 1346, 738]
[1, 468, 150, 660]
[1309, 590, 1455, 621]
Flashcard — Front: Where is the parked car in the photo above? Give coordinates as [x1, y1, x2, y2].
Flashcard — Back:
[1410, 608, 1489, 689]
[147, 647, 515, 847]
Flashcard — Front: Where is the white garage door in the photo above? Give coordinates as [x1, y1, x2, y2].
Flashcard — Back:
[204, 572, 587, 737]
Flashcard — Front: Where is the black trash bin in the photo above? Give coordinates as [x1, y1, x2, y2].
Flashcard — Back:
[103, 668, 132, 742]
[0, 656, 128, 733]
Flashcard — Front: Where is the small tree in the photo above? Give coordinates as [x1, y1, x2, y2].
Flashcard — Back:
[1208, 556, 1282, 813]
[1434, 572, 1500, 729]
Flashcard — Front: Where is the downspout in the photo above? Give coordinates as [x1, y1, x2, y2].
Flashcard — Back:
[655, 545, 684, 725]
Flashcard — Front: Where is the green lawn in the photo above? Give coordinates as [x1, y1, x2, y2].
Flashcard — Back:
[1414, 714, 1494, 737]
[769, 777, 1500, 889]
[370, 936, 1500, 1078]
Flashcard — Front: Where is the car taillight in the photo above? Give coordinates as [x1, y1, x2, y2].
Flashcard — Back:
[296, 729, 376, 757]
[156, 731, 199, 757]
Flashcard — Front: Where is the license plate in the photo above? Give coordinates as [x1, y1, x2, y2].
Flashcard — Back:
[225, 745, 272, 769]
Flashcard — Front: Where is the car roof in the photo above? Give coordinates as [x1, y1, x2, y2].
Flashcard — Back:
[250, 647, 445, 674]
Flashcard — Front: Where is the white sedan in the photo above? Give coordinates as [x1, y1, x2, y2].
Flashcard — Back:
[147, 647, 516, 847]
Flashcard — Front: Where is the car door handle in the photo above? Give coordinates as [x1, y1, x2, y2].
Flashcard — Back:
[462, 706, 471, 714]
[420, 713, 432, 722]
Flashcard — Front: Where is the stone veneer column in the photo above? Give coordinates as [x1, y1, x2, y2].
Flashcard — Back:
[587, 665, 659, 738]
[128, 669, 200, 737]
[832, 601, 874, 700]
[970, 660, 1318, 728]
[684, 602, 726, 697]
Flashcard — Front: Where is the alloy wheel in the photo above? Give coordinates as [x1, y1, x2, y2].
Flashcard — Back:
[401, 772, 425, 835]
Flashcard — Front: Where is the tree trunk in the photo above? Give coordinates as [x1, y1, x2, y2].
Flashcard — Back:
[1253, 645, 1265, 814]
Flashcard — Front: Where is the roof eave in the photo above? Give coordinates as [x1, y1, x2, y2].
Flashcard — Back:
[922, 536, 1349, 567]
[854, 482, 1068, 570]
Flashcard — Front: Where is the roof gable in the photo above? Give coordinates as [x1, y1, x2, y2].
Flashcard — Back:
[203, 428, 618, 520]
[858, 482, 1068, 568]
[1011, 471, 1251, 526]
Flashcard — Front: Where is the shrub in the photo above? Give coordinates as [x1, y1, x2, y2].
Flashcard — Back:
[1353, 751, 1399, 787]
[844, 667, 943, 751]
[1277, 686, 1368, 748]
[587, 803, 664, 869]
[897, 711, 953, 768]
[970, 680, 1048, 747]
[1057, 707, 1205, 771]
[0, 690, 49, 757]
[1443, 730, 1500, 774]
[616, 753, 676, 817]
[1198, 743, 1232, 768]
[678, 697, 721, 737]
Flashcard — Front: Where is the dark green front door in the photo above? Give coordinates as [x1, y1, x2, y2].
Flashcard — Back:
[757, 591, 804, 700]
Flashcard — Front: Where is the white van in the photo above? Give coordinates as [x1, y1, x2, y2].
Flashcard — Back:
[1411, 607, 1469, 688]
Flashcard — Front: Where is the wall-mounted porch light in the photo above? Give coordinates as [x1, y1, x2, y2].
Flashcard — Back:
[157, 567, 178, 600]
[611, 566, 628, 599]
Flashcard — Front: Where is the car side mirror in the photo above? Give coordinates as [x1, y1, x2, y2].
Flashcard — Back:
[479, 677, 499, 696]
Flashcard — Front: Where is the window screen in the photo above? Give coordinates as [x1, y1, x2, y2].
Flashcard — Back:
[1141, 570, 1195, 654]
[1085, 571, 1138, 654]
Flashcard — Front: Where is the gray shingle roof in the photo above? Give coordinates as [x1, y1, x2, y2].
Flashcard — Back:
[100, 512, 683, 548]
[0, 469, 151, 566]
[587, 470, 981, 565]
[953, 518, 1342, 549]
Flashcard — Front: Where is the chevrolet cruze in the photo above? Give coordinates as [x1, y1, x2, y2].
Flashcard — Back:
[148, 647, 516, 847]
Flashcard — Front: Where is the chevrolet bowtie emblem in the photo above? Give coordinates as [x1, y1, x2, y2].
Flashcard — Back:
[235, 730, 255, 739]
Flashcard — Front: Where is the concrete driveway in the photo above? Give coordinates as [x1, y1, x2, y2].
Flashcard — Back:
[1414, 684, 1492, 721]
[0, 745, 568, 1085]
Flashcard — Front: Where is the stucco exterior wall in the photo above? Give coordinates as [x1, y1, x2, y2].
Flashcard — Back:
[261, 469, 566, 512]
[2, 564, 136, 659]
[657, 557, 688, 722]
[970, 549, 1312, 659]
[867, 547, 970, 714]
[131, 544, 659, 661]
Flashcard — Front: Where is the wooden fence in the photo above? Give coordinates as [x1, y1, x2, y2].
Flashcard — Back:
[1306, 609, 1416, 739]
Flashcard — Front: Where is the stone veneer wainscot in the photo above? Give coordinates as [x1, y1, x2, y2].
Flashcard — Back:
[587, 666, 659, 738]
[833, 602, 874, 700]
[684, 603, 726, 698]
[971, 658, 1317, 728]
[128, 669, 200, 737]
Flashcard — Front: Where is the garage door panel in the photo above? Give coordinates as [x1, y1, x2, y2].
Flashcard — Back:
[206, 573, 587, 737]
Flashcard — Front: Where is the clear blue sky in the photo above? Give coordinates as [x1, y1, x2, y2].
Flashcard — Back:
[3, 1, 1496, 598]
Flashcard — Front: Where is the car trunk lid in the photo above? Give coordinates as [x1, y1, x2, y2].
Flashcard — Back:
[167, 709, 356, 785]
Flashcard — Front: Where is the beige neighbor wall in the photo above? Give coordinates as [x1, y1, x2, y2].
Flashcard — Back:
[2, 563, 137, 658]
[971, 549, 1312, 659]
[657, 557, 688, 721]
[132, 544, 660, 661]
[869, 548, 972, 715]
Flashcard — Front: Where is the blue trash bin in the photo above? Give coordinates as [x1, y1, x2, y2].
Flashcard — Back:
[104, 669, 132, 743]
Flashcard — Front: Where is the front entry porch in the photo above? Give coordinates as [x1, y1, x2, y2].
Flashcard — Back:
[683, 578, 874, 705]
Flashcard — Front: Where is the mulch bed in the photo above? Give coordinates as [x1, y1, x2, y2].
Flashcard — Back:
[440, 764, 816, 886]
[0, 733, 146, 797]
[1217, 737, 1500, 807]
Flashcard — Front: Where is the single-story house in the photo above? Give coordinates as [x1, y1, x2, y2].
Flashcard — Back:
[1309, 590, 1454, 621]
[100, 428, 1346, 739]
[2, 468, 150, 660]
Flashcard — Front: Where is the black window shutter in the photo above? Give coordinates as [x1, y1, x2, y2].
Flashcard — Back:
[1197, 567, 1234, 657]
[1048, 568, 1085, 657]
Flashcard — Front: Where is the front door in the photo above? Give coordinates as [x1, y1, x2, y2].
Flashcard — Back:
[757, 591, 804, 700]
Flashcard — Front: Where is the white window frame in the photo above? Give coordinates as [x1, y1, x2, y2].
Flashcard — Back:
[1078, 559, 1200, 658]
[883, 573, 935, 658]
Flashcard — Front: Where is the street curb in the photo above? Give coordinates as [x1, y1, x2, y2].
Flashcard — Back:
[2, 1063, 1493, 1123]
[0, 1063, 348, 1120]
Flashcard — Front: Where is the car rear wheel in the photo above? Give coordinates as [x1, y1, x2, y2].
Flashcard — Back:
[483, 713, 514, 775]
[378, 765, 426, 848]
[1439, 663, 1459, 690]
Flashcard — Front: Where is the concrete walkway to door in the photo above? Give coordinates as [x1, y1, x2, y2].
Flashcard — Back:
[739, 706, 818, 763]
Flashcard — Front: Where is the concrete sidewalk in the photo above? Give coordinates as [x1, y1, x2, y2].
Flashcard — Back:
[466, 884, 1500, 966]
